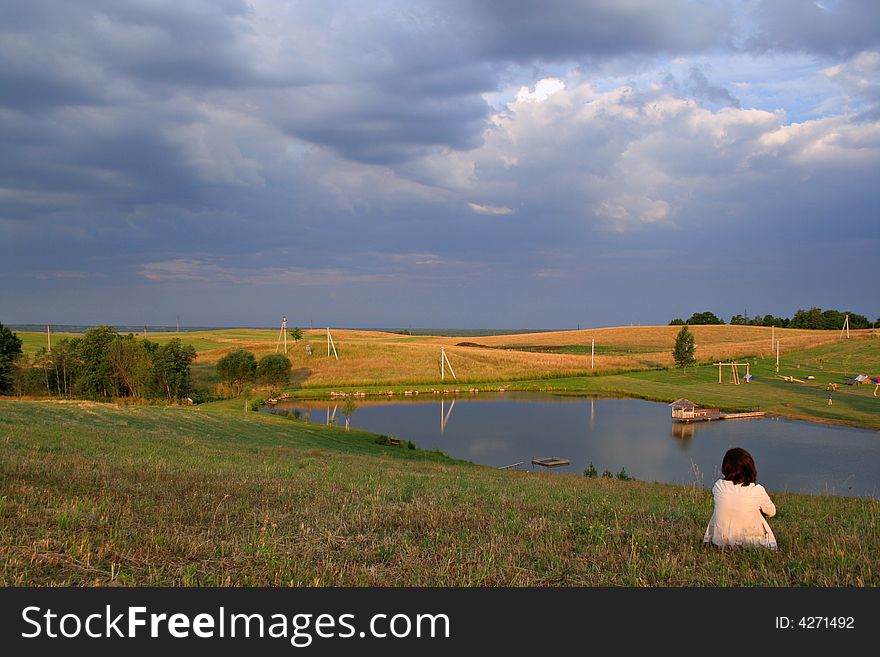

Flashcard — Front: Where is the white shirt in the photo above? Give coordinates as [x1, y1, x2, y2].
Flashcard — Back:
[703, 479, 777, 549]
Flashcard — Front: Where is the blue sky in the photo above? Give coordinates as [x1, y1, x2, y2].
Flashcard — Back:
[1, 0, 878, 328]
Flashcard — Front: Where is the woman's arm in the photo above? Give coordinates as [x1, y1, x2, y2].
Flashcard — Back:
[757, 485, 776, 517]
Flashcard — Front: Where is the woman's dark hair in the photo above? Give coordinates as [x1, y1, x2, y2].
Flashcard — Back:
[721, 447, 757, 486]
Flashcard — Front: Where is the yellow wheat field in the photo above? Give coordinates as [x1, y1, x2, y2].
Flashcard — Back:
[188, 325, 852, 388]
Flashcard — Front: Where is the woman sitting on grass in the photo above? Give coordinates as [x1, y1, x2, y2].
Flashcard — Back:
[703, 447, 777, 550]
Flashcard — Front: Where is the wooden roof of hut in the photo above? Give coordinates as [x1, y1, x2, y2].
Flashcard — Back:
[669, 398, 697, 409]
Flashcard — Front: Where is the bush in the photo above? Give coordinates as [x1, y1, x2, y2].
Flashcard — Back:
[616, 467, 635, 481]
[374, 435, 390, 445]
[583, 462, 598, 478]
[256, 353, 292, 392]
[216, 349, 257, 396]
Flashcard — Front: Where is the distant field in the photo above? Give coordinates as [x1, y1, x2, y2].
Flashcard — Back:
[13, 325, 878, 428]
[15, 324, 869, 389]
[1, 400, 876, 586]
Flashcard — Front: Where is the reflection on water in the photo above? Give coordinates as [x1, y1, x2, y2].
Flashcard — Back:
[670, 422, 696, 445]
[440, 398, 455, 433]
[268, 393, 880, 498]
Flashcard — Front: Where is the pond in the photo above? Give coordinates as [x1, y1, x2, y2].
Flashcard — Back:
[267, 392, 880, 498]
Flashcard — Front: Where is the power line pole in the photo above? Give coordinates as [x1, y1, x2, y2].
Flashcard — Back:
[441, 347, 457, 380]
[327, 328, 338, 360]
[276, 316, 288, 354]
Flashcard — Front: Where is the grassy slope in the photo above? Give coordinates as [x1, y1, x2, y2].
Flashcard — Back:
[0, 400, 876, 586]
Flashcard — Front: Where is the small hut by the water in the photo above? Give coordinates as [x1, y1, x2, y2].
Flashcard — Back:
[669, 398, 720, 422]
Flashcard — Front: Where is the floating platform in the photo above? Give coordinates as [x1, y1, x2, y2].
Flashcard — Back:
[531, 457, 571, 468]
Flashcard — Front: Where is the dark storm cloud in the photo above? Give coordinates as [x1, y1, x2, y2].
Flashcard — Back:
[0, 0, 256, 107]
[455, 0, 731, 61]
[1, 1, 879, 326]
[748, 0, 880, 56]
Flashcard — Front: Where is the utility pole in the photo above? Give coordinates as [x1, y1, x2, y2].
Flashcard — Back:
[441, 347, 457, 381]
[327, 328, 338, 360]
[47, 325, 51, 352]
[276, 316, 288, 354]
[591, 338, 595, 369]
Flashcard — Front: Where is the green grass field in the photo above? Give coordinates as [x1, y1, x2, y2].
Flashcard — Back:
[1, 400, 876, 586]
[501, 339, 880, 430]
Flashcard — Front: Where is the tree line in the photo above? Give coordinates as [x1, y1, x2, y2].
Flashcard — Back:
[0, 323, 196, 401]
[669, 308, 877, 330]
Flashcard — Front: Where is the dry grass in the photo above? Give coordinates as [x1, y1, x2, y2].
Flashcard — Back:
[2, 400, 876, 587]
[191, 326, 848, 388]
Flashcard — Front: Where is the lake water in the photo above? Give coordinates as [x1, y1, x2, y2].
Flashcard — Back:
[268, 393, 880, 498]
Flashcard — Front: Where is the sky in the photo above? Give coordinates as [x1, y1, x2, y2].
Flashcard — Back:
[1, 0, 878, 329]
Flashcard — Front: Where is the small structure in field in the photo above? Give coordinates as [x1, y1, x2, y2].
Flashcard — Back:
[669, 399, 720, 422]
[715, 361, 751, 384]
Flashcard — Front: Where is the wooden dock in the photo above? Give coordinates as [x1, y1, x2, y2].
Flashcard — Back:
[670, 399, 764, 423]
[719, 411, 766, 420]
[672, 411, 765, 423]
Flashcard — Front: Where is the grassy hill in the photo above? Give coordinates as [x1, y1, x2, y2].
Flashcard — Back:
[1, 400, 876, 586]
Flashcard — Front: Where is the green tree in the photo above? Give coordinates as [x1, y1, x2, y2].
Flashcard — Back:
[74, 326, 118, 397]
[107, 335, 154, 398]
[153, 338, 197, 400]
[673, 325, 696, 370]
[256, 353, 292, 393]
[0, 322, 24, 394]
[760, 315, 788, 328]
[216, 349, 257, 396]
[686, 311, 724, 325]
[729, 314, 748, 325]
[40, 338, 81, 397]
[668, 318, 685, 326]
[289, 327, 304, 343]
[790, 307, 824, 329]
